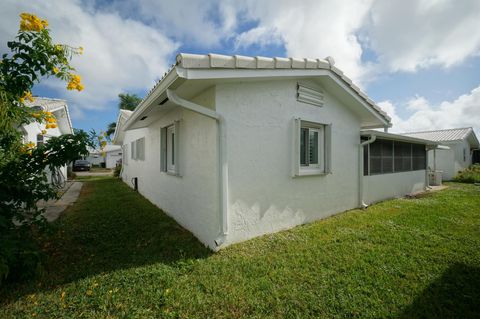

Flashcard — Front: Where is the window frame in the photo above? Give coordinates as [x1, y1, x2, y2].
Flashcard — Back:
[161, 120, 181, 176]
[293, 118, 331, 177]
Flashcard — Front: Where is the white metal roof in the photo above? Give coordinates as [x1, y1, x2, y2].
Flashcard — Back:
[25, 97, 73, 134]
[402, 127, 479, 147]
[112, 109, 133, 144]
[361, 130, 440, 145]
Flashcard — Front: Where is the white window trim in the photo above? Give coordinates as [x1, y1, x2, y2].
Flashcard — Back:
[293, 118, 332, 177]
[161, 120, 181, 176]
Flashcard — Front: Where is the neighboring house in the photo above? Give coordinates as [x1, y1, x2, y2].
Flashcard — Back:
[23, 97, 73, 184]
[86, 145, 123, 168]
[403, 128, 480, 180]
[113, 53, 441, 250]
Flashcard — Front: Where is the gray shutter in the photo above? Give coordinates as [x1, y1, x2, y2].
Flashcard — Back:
[293, 118, 301, 176]
[324, 124, 332, 174]
[160, 127, 166, 172]
[174, 120, 181, 175]
[297, 83, 324, 107]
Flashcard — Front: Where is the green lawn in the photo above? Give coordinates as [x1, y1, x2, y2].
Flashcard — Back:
[1, 178, 479, 318]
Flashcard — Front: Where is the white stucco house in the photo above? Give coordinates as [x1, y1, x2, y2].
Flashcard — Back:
[23, 97, 73, 184]
[113, 53, 441, 250]
[86, 144, 123, 168]
[403, 128, 480, 180]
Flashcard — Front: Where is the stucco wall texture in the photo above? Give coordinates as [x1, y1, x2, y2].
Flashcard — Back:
[121, 79, 425, 249]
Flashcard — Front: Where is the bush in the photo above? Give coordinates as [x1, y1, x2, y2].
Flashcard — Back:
[114, 164, 122, 177]
[453, 164, 480, 183]
[0, 12, 93, 284]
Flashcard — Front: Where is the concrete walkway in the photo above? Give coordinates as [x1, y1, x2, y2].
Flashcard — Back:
[39, 181, 83, 222]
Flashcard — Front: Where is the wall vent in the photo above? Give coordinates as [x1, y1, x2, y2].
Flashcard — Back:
[297, 83, 324, 107]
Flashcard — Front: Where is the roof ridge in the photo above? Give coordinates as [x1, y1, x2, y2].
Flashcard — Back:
[131, 52, 391, 126]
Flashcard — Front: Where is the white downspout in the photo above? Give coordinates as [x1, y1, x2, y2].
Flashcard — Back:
[166, 89, 228, 247]
[359, 135, 376, 208]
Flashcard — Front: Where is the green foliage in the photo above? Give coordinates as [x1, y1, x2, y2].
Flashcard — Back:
[118, 93, 141, 111]
[113, 164, 122, 177]
[453, 164, 480, 183]
[106, 93, 142, 138]
[1, 180, 479, 318]
[0, 14, 92, 284]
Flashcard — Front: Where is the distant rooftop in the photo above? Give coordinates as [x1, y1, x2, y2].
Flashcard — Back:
[403, 127, 479, 148]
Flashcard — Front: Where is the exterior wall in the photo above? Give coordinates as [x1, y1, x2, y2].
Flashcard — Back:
[364, 170, 426, 204]
[86, 154, 105, 166]
[106, 151, 122, 168]
[215, 80, 363, 245]
[428, 140, 471, 180]
[22, 121, 67, 184]
[121, 89, 220, 248]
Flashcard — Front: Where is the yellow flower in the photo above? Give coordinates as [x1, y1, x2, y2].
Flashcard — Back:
[19, 91, 35, 103]
[66, 74, 84, 91]
[78, 46, 84, 55]
[53, 67, 59, 74]
[19, 13, 48, 32]
[50, 123, 57, 129]
[47, 117, 56, 123]
[41, 130, 47, 135]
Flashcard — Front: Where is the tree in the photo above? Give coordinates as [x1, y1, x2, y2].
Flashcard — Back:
[0, 12, 94, 283]
[106, 93, 142, 138]
[118, 93, 141, 111]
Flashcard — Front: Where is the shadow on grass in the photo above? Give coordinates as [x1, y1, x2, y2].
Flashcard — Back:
[1, 177, 212, 303]
[399, 263, 480, 318]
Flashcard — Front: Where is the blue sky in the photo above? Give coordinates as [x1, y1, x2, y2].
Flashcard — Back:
[1, 0, 480, 135]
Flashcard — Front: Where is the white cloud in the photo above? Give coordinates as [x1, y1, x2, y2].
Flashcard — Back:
[365, 0, 480, 72]
[233, 0, 373, 82]
[121, 0, 237, 48]
[379, 86, 480, 134]
[0, 0, 179, 119]
[235, 26, 283, 50]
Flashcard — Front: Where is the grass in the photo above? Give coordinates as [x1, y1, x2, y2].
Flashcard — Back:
[453, 164, 480, 183]
[1, 178, 479, 318]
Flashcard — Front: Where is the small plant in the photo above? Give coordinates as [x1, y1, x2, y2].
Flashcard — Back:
[453, 164, 480, 183]
[113, 164, 122, 178]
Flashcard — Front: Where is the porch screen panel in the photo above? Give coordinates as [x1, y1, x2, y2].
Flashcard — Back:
[369, 139, 393, 174]
[412, 144, 426, 170]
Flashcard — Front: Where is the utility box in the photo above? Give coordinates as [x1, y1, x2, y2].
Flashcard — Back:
[429, 170, 443, 186]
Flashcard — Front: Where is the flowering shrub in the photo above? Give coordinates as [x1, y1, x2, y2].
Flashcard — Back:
[0, 13, 94, 283]
[453, 164, 480, 183]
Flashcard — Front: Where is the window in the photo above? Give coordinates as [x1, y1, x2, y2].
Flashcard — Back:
[136, 137, 145, 161]
[123, 144, 128, 165]
[131, 141, 136, 160]
[166, 125, 175, 172]
[161, 121, 180, 175]
[130, 138, 145, 161]
[364, 139, 426, 175]
[294, 119, 331, 176]
[36, 134, 44, 147]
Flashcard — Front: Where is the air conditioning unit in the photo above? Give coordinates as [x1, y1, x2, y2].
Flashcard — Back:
[428, 170, 443, 186]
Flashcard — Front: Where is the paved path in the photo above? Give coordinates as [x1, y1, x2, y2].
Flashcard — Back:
[40, 181, 83, 222]
[76, 170, 113, 176]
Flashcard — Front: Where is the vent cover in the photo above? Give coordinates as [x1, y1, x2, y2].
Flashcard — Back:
[297, 83, 324, 107]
